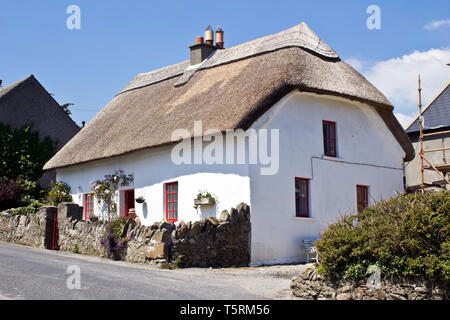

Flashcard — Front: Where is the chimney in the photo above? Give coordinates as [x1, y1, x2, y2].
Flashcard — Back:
[216, 25, 224, 49]
[189, 25, 217, 65]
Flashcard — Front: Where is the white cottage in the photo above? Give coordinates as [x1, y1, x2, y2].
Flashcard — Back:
[44, 23, 414, 265]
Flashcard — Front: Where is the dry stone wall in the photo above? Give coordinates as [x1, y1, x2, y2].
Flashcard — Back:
[0, 206, 56, 249]
[1, 202, 251, 268]
[291, 268, 449, 300]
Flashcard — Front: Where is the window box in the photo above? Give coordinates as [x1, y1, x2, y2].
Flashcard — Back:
[194, 197, 216, 206]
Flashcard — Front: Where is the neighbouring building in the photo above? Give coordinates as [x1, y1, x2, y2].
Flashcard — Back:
[44, 23, 414, 265]
[0, 75, 80, 187]
[405, 81, 450, 191]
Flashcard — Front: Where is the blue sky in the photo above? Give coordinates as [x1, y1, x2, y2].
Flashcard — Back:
[1, 0, 449, 127]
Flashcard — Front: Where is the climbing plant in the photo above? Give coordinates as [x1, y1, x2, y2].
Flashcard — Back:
[91, 170, 134, 220]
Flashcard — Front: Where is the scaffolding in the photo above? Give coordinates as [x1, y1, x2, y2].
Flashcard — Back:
[417, 75, 450, 193]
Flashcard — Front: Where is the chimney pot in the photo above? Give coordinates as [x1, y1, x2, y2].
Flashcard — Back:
[216, 25, 224, 49]
[195, 36, 204, 44]
[205, 25, 214, 45]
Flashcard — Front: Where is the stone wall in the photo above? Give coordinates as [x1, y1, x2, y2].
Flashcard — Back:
[151, 202, 251, 268]
[1, 202, 251, 268]
[0, 206, 57, 249]
[56, 204, 148, 263]
[291, 268, 449, 300]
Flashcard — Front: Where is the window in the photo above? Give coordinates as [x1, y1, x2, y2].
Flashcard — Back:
[165, 182, 178, 222]
[84, 193, 94, 220]
[295, 178, 309, 217]
[323, 120, 337, 157]
[356, 185, 369, 214]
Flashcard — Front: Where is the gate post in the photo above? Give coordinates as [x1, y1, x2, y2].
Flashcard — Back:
[38, 206, 58, 250]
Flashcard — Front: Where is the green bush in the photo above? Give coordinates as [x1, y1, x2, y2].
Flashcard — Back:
[9, 200, 43, 216]
[315, 191, 450, 282]
[47, 181, 72, 206]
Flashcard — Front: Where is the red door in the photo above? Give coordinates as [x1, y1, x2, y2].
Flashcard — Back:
[124, 189, 135, 218]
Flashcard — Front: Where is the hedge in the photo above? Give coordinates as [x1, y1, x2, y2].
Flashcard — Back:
[315, 191, 450, 282]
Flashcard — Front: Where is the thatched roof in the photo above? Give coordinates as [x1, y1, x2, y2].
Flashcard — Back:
[44, 23, 414, 170]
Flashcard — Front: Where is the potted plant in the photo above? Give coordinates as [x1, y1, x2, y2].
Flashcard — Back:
[194, 190, 217, 209]
[136, 196, 145, 204]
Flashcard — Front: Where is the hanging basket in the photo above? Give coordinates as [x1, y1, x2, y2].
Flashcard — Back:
[136, 196, 146, 204]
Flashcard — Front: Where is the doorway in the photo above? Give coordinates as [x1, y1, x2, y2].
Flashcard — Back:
[124, 189, 135, 218]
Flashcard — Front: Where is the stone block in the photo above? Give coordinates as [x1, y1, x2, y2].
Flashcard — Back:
[151, 228, 171, 244]
[219, 210, 230, 222]
[145, 243, 168, 260]
[58, 202, 82, 221]
[159, 221, 175, 232]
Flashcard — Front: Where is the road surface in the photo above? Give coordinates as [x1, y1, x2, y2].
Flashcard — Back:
[0, 242, 305, 300]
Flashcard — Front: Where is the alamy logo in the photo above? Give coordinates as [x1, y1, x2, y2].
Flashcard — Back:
[66, 265, 81, 290]
[66, 5, 81, 30]
[366, 5, 381, 30]
[171, 121, 279, 175]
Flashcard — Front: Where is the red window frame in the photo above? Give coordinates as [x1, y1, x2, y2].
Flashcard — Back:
[356, 185, 369, 214]
[165, 182, 178, 222]
[323, 120, 337, 157]
[295, 178, 309, 217]
[84, 193, 94, 220]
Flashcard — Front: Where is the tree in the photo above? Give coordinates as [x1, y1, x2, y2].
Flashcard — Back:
[60, 103, 74, 116]
[0, 122, 57, 182]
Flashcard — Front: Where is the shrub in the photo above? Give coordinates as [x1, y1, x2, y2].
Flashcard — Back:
[9, 200, 43, 216]
[0, 180, 22, 211]
[315, 191, 450, 282]
[100, 218, 129, 260]
[47, 181, 72, 206]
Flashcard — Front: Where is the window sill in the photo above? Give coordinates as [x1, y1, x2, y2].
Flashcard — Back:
[322, 155, 343, 162]
[293, 217, 316, 222]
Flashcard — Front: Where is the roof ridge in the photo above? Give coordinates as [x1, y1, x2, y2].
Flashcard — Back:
[118, 22, 339, 94]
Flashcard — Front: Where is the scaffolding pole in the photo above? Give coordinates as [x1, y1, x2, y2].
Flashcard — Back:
[417, 74, 450, 193]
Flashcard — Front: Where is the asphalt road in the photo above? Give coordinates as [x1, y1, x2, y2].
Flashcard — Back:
[0, 242, 297, 300]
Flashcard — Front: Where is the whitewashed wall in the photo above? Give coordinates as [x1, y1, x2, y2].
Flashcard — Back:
[57, 90, 406, 266]
[56, 142, 250, 226]
[248, 91, 405, 265]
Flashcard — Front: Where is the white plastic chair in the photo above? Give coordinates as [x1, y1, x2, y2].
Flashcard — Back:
[303, 239, 318, 263]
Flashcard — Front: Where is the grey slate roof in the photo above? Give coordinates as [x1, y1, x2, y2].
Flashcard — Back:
[406, 82, 450, 133]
